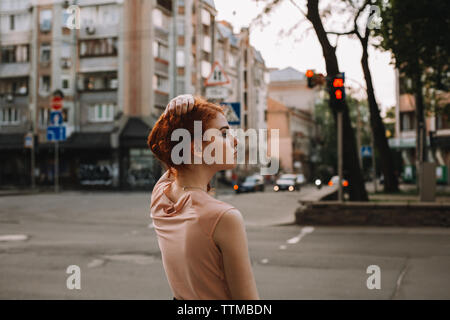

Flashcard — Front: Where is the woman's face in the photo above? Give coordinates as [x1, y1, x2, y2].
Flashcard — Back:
[200, 112, 238, 171]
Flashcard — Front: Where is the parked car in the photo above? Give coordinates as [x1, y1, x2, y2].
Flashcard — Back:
[274, 174, 299, 192]
[234, 175, 265, 193]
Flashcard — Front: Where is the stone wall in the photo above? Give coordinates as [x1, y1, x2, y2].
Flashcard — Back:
[295, 201, 450, 227]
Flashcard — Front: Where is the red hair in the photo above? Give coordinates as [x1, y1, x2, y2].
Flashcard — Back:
[147, 96, 224, 190]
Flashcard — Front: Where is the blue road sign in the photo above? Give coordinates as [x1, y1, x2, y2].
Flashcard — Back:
[361, 145, 372, 158]
[50, 111, 63, 126]
[47, 126, 66, 141]
[221, 102, 241, 125]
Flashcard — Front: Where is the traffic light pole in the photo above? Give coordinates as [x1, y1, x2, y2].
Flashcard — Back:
[337, 111, 343, 202]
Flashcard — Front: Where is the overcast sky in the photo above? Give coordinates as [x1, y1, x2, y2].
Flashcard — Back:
[215, 0, 397, 114]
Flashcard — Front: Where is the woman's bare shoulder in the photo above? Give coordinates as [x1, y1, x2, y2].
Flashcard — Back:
[213, 208, 245, 246]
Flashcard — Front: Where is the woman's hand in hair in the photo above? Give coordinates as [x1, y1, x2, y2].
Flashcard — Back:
[164, 94, 195, 117]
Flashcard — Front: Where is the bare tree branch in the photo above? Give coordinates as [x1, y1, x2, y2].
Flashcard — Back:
[288, 0, 307, 17]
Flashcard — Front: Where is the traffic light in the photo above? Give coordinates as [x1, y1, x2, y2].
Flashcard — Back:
[306, 69, 314, 88]
[331, 73, 345, 101]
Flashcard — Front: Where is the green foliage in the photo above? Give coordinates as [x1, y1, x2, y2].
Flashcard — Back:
[376, 0, 450, 91]
[313, 94, 372, 173]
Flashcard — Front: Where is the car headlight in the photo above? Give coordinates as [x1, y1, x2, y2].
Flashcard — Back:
[273, 185, 279, 191]
[288, 185, 294, 191]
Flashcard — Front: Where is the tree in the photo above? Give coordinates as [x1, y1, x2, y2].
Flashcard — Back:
[376, 0, 450, 183]
[305, 0, 369, 200]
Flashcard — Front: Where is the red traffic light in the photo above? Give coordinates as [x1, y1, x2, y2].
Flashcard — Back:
[335, 89, 343, 100]
[333, 78, 344, 87]
[306, 70, 314, 78]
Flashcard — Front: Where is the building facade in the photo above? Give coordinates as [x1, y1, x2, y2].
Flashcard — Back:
[268, 67, 319, 178]
[389, 69, 450, 184]
[0, 0, 268, 189]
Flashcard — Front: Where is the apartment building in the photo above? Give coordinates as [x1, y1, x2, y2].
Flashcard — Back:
[389, 70, 450, 184]
[0, 0, 268, 188]
[0, 0, 33, 185]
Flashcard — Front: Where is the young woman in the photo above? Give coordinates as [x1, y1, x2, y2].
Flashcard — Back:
[148, 94, 260, 300]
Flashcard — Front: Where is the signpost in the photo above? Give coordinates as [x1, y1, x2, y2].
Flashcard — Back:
[47, 91, 66, 192]
[24, 132, 35, 190]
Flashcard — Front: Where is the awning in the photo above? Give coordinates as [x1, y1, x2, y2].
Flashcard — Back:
[38, 132, 111, 149]
[0, 133, 25, 150]
[120, 117, 151, 148]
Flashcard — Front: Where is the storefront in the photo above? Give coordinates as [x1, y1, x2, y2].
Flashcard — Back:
[119, 117, 161, 190]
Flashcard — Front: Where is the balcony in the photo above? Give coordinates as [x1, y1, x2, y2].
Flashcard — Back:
[79, 56, 118, 73]
[0, 62, 30, 78]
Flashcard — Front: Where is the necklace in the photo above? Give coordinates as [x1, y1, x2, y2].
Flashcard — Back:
[182, 185, 207, 192]
[176, 181, 207, 192]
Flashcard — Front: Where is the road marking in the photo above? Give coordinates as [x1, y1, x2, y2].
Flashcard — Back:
[0, 234, 29, 242]
[87, 259, 105, 268]
[148, 223, 154, 229]
[391, 258, 409, 299]
[286, 226, 314, 244]
[279, 245, 287, 250]
[260, 258, 269, 264]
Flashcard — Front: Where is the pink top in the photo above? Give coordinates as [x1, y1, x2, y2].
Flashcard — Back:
[150, 170, 237, 300]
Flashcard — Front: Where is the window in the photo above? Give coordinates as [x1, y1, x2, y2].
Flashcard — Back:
[38, 108, 50, 128]
[0, 107, 19, 125]
[39, 75, 51, 94]
[176, 21, 185, 36]
[1, 46, 15, 63]
[201, 60, 211, 78]
[400, 112, 415, 131]
[40, 9, 52, 32]
[153, 74, 169, 93]
[40, 44, 51, 63]
[79, 38, 117, 57]
[153, 41, 168, 60]
[78, 73, 118, 91]
[176, 50, 185, 67]
[9, 15, 15, 30]
[61, 42, 71, 58]
[153, 8, 168, 29]
[201, 8, 210, 26]
[0, 78, 28, 95]
[1, 45, 29, 63]
[203, 35, 211, 53]
[61, 77, 70, 89]
[228, 53, 235, 67]
[89, 103, 115, 122]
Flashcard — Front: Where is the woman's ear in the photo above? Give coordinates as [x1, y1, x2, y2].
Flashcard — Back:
[191, 141, 202, 162]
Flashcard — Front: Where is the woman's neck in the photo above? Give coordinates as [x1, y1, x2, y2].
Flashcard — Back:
[175, 168, 215, 191]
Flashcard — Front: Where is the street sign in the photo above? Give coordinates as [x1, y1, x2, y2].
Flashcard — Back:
[361, 145, 372, 158]
[221, 102, 240, 125]
[205, 86, 229, 99]
[50, 111, 63, 126]
[204, 61, 230, 87]
[47, 126, 66, 141]
[51, 96, 63, 110]
[24, 132, 33, 148]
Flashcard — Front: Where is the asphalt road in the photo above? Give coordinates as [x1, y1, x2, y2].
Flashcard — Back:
[0, 188, 449, 299]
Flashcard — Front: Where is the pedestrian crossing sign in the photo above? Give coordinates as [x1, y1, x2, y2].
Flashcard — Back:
[221, 102, 240, 125]
[204, 61, 230, 87]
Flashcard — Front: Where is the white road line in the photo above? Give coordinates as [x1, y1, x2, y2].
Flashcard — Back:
[0, 234, 29, 242]
[286, 226, 315, 244]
